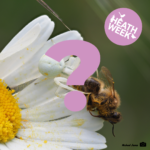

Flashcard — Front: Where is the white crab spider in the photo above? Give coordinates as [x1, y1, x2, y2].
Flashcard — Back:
[38, 53, 80, 95]
[38, 54, 90, 97]
[38, 53, 80, 77]
[38, 39, 72, 78]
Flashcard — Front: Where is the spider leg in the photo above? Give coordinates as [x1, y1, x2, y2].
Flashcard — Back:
[55, 86, 66, 98]
[54, 77, 76, 98]
[54, 77, 90, 96]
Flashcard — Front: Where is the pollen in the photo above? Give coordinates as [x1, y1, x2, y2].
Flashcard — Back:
[44, 140, 47, 143]
[0, 80, 22, 143]
[44, 73, 48, 76]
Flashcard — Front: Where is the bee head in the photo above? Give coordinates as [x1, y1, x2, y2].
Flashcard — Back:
[109, 112, 122, 137]
[109, 112, 122, 124]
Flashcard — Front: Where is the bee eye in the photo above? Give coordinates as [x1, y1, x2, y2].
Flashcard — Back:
[114, 112, 117, 115]
[113, 112, 120, 118]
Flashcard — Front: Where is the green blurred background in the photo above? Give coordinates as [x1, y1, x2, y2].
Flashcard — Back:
[0, 0, 150, 149]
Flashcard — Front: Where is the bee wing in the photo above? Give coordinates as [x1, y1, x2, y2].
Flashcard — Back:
[99, 66, 114, 89]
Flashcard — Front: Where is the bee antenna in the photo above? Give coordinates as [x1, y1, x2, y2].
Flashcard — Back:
[112, 124, 115, 137]
[37, 0, 71, 31]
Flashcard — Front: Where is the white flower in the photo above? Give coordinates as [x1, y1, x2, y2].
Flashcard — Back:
[0, 15, 107, 150]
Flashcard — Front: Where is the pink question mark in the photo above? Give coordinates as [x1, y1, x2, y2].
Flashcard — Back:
[45, 40, 100, 111]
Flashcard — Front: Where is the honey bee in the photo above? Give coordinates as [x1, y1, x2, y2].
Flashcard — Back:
[72, 66, 122, 137]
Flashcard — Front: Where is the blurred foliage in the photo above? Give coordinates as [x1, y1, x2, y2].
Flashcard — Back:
[0, 0, 150, 150]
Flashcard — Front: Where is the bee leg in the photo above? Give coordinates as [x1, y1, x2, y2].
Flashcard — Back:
[96, 69, 99, 78]
[86, 94, 94, 110]
[89, 111, 102, 118]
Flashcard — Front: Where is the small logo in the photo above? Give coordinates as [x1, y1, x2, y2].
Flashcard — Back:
[122, 144, 138, 147]
[140, 142, 146, 147]
[104, 8, 142, 46]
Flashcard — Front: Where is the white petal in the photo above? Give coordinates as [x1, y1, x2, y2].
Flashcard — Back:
[40, 30, 83, 62]
[6, 140, 27, 150]
[18, 76, 64, 108]
[50, 30, 83, 43]
[26, 139, 107, 150]
[0, 144, 10, 150]
[1, 24, 41, 55]
[21, 96, 74, 121]
[1, 15, 54, 87]
[7, 138, 72, 150]
[22, 109, 104, 132]
[2, 15, 50, 53]
[0, 24, 41, 78]
[17, 127, 106, 144]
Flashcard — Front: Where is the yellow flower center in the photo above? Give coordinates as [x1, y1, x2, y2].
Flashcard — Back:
[0, 80, 21, 143]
